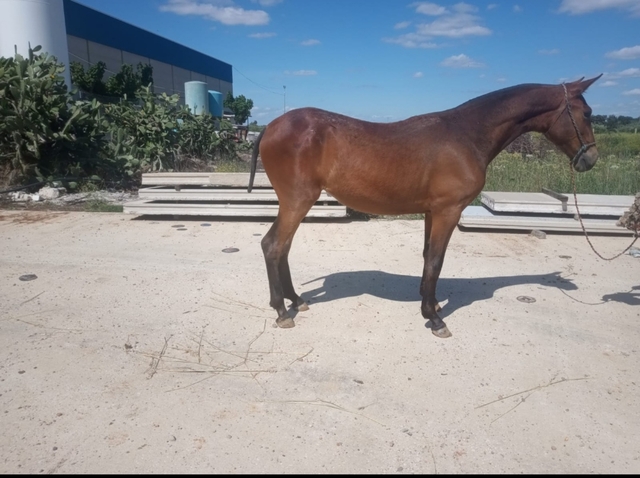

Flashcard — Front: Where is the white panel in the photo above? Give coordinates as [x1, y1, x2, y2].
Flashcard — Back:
[172, 66, 191, 85]
[205, 75, 221, 92]
[122, 51, 150, 67]
[153, 73, 174, 96]
[218, 80, 233, 101]
[87, 41, 122, 77]
[172, 66, 191, 100]
[149, 59, 174, 94]
[67, 35, 88, 64]
[191, 71, 205, 82]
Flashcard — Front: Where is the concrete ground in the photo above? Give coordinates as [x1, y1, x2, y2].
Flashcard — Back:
[0, 210, 639, 474]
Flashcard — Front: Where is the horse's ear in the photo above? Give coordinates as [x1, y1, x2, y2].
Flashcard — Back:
[570, 74, 602, 95]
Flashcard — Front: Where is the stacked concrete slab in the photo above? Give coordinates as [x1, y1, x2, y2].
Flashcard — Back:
[123, 172, 348, 218]
[459, 191, 634, 235]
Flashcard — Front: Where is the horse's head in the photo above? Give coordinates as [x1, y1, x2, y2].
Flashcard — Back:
[545, 75, 602, 172]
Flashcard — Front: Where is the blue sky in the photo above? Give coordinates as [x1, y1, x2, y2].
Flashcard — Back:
[75, 0, 640, 124]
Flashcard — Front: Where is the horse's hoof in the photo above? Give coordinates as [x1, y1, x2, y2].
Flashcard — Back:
[295, 301, 309, 312]
[276, 317, 296, 328]
[431, 325, 452, 339]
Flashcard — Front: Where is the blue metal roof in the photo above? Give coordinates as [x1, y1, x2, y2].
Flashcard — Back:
[63, 0, 233, 83]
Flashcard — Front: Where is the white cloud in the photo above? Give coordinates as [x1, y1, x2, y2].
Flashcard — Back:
[622, 88, 640, 95]
[251, 0, 282, 6]
[453, 3, 478, 14]
[600, 80, 618, 86]
[160, 0, 269, 25]
[619, 68, 640, 76]
[416, 12, 491, 38]
[441, 54, 484, 68]
[301, 39, 321, 46]
[249, 32, 276, 39]
[496, 76, 507, 82]
[606, 45, 640, 60]
[538, 48, 560, 55]
[284, 70, 317, 76]
[414, 2, 448, 16]
[558, 0, 640, 15]
[382, 33, 439, 49]
[413, 71, 424, 78]
[385, 2, 490, 48]
[513, 5, 522, 12]
[487, 3, 498, 9]
[605, 68, 640, 79]
[394, 21, 411, 29]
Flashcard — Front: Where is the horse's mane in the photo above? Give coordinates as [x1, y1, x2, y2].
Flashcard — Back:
[456, 83, 550, 111]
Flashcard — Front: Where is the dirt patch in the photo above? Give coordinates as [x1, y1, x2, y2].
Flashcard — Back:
[1, 212, 639, 473]
[0, 190, 137, 213]
[5, 211, 70, 224]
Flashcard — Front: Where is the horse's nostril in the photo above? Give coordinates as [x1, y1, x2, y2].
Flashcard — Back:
[578, 152, 598, 172]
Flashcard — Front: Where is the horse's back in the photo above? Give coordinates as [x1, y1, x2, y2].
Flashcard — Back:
[258, 107, 482, 215]
[260, 107, 435, 174]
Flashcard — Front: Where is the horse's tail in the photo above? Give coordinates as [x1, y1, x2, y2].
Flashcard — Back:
[248, 128, 266, 193]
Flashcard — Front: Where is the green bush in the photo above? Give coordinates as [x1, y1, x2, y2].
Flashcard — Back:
[103, 86, 241, 179]
[176, 114, 236, 163]
[103, 85, 182, 179]
[0, 45, 251, 189]
[0, 46, 107, 185]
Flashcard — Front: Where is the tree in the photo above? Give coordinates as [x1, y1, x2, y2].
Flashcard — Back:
[591, 114, 640, 133]
[106, 63, 154, 98]
[248, 120, 265, 132]
[70, 61, 107, 95]
[70, 61, 153, 99]
[224, 92, 253, 125]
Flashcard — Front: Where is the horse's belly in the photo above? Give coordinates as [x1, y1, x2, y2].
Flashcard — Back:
[325, 187, 427, 216]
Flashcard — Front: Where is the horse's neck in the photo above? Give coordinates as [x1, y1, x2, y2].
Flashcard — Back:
[454, 85, 562, 166]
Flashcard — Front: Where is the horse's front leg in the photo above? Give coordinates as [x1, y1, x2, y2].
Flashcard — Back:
[421, 209, 462, 338]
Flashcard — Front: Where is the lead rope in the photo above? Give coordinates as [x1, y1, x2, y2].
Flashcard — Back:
[569, 165, 638, 260]
[562, 83, 639, 260]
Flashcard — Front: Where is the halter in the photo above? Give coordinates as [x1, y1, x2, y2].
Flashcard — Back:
[560, 83, 597, 169]
[562, 83, 639, 255]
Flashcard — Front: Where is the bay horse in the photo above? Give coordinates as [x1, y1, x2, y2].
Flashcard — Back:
[248, 75, 602, 338]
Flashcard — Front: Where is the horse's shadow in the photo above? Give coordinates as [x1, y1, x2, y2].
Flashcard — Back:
[300, 270, 578, 317]
[602, 285, 640, 306]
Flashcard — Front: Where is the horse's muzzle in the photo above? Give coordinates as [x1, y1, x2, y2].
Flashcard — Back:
[573, 147, 598, 172]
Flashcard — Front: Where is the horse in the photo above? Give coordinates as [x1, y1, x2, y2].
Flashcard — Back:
[248, 75, 602, 338]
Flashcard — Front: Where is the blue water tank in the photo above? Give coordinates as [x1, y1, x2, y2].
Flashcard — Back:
[208, 90, 223, 117]
[184, 81, 209, 115]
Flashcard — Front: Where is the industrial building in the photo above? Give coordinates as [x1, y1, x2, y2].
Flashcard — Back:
[0, 0, 233, 108]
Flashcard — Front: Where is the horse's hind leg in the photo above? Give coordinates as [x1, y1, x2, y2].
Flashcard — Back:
[278, 240, 309, 312]
[261, 194, 318, 328]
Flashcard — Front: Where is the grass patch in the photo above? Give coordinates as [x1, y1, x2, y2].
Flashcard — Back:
[215, 159, 251, 173]
[84, 199, 123, 213]
[476, 151, 640, 204]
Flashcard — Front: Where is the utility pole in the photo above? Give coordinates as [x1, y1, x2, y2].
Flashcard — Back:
[283, 85, 286, 114]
